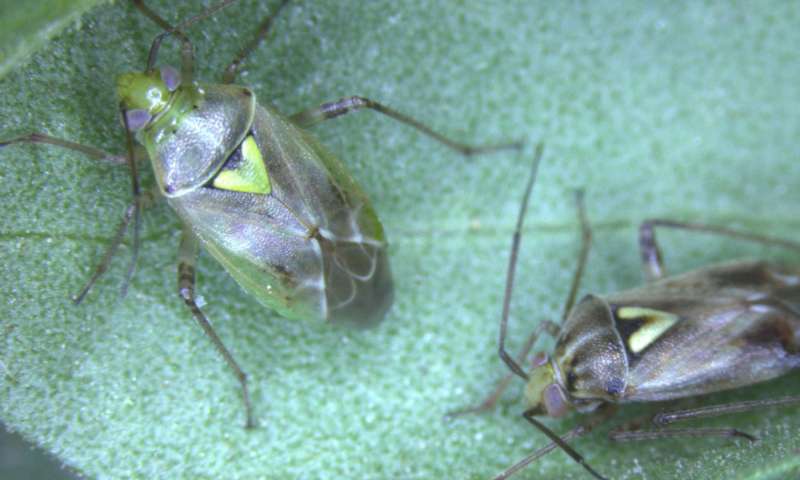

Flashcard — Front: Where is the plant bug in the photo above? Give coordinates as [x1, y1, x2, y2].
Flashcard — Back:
[0, 0, 520, 429]
[449, 145, 800, 479]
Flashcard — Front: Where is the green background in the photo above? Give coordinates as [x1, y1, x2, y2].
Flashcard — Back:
[1, 1, 799, 479]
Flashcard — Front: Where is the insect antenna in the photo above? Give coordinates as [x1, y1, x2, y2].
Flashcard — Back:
[494, 416, 597, 480]
[132, 0, 238, 81]
[561, 189, 591, 320]
[69, 106, 146, 303]
[522, 412, 608, 480]
[498, 142, 544, 381]
[119, 105, 142, 298]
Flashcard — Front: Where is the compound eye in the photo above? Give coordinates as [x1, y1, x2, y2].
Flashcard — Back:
[160, 65, 181, 91]
[543, 383, 569, 417]
[124, 109, 152, 131]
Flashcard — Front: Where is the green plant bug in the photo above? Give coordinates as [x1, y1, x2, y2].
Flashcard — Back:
[0, 0, 520, 429]
[449, 146, 800, 479]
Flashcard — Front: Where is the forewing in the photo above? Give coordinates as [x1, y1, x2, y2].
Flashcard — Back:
[606, 261, 800, 402]
[170, 104, 392, 324]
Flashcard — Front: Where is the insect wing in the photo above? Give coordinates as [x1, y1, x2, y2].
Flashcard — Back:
[171, 103, 392, 325]
[605, 260, 800, 402]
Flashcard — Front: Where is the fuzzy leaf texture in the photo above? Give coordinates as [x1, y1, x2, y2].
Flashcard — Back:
[1, 1, 799, 479]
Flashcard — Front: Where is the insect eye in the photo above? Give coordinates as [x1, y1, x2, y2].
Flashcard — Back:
[160, 65, 181, 91]
[543, 383, 569, 417]
[124, 109, 152, 131]
[531, 352, 549, 368]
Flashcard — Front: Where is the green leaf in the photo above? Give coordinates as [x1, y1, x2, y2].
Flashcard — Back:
[0, 0, 105, 78]
[1, 1, 800, 479]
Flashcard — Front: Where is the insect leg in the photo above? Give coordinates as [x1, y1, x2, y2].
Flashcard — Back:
[651, 395, 800, 426]
[0, 132, 125, 165]
[222, 0, 292, 84]
[289, 96, 523, 156]
[177, 228, 255, 429]
[609, 426, 756, 442]
[73, 187, 158, 304]
[639, 219, 800, 282]
[445, 319, 560, 419]
[0, 132, 154, 301]
[608, 395, 800, 443]
[608, 409, 756, 442]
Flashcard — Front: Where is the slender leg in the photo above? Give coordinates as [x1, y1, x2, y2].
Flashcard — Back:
[651, 395, 800, 426]
[223, 0, 292, 84]
[609, 395, 800, 443]
[0, 132, 125, 165]
[608, 411, 755, 442]
[445, 320, 559, 419]
[639, 219, 800, 282]
[496, 404, 616, 480]
[498, 143, 544, 381]
[290, 96, 523, 156]
[610, 427, 756, 442]
[177, 229, 255, 429]
[0, 131, 155, 302]
[73, 187, 158, 304]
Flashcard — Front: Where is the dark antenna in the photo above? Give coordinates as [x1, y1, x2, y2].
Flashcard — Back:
[497, 142, 543, 381]
[132, 0, 238, 81]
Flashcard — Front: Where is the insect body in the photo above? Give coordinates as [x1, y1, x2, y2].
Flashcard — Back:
[2, 0, 519, 428]
[527, 260, 800, 421]
[120, 73, 393, 324]
[455, 146, 800, 479]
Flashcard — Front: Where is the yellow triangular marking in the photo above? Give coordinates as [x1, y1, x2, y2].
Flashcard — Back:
[213, 135, 271, 194]
[618, 306, 679, 353]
